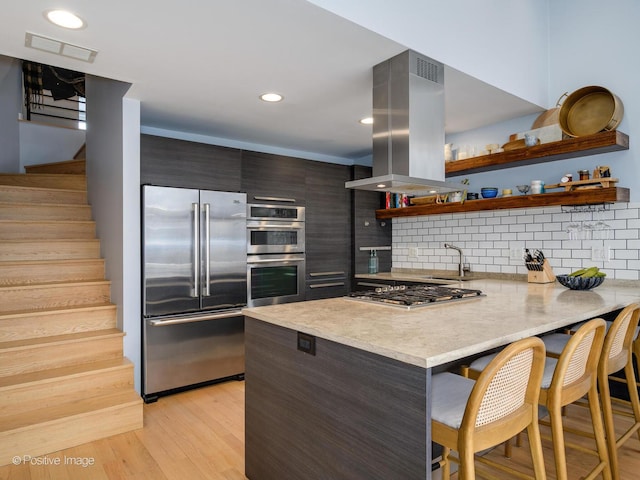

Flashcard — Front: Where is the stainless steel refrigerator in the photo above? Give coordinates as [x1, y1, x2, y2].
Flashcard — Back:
[142, 185, 247, 402]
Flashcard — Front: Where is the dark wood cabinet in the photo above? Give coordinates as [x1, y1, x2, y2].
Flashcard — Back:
[304, 161, 352, 299]
[140, 134, 242, 191]
[141, 135, 368, 301]
[351, 166, 392, 277]
[241, 150, 307, 205]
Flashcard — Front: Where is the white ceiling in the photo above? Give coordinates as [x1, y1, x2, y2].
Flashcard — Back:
[1, 0, 543, 162]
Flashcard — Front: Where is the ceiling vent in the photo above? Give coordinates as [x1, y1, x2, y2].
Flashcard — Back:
[25, 32, 97, 63]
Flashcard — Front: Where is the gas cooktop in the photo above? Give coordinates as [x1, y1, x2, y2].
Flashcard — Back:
[347, 284, 484, 310]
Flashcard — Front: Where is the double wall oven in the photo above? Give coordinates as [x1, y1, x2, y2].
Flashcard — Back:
[246, 203, 306, 307]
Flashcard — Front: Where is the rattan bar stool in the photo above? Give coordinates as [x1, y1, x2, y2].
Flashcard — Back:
[468, 319, 610, 480]
[543, 304, 640, 480]
[431, 336, 547, 480]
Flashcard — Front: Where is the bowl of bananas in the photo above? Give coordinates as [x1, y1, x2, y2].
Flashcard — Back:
[556, 267, 606, 290]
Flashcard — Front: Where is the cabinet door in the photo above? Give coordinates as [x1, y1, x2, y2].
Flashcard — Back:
[241, 151, 307, 205]
[351, 166, 392, 276]
[305, 161, 351, 299]
[140, 135, 241, 191]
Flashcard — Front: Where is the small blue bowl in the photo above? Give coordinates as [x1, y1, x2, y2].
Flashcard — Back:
[481, 187, 498, 198]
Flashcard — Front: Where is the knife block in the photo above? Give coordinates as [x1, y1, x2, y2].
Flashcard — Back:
[528, 259, 556, 284]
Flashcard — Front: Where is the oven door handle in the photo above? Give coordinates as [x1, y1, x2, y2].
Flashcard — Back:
[248, 257, 305, 264]
[252, 196, 296, 203]
[247, 224, 303, 230]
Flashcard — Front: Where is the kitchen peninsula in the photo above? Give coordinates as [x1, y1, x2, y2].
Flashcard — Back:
[243, 278, 640, 480]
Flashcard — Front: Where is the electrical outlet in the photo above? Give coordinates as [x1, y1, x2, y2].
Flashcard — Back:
[509, 247, 524, 261]
[408, 247, 419, 258]
[591, 246, 611, 262]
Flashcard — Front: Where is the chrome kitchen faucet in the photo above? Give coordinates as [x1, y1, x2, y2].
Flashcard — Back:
[444, 243, 465, 277]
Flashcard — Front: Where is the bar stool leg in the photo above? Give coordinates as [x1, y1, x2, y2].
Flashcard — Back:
[504, 438, 513, 458]
[458, 445, 475, 480]
[624, 361, 640, 444]
[549, 401, 569, 480]
[441, 446, 451, 478]
[527, 421, 547, 480]
[588, 384, 613, 480]
[600, 372, 619, 480]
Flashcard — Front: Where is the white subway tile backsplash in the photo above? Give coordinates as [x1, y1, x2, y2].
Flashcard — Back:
[517, 232, 534, 241]
[615, 229, 639, 240]
[392, 203, 640, 280]
[615, 208, 639, 219]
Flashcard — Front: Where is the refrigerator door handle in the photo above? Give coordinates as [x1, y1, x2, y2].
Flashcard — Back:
[192, 202, 199, 297]
[204, 203, 211, 296]
[149, 309, 245, 327]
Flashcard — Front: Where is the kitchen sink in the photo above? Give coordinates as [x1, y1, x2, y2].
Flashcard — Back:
[422, 275, 478, 282]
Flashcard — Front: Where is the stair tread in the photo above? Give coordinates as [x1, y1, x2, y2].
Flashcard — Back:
[0, 328, 123, 351]
[25, 159, 85, 170]
[0, 388, 141, 432]
[0, 303, 115, 320]
[0, 279, 110, 291]
[0, 219, 94, 225]
[0, 201, 90, 207]
[0, 238, 99, 244]
[0, 358, 132, 389]
[0, 258, 103, 267]
[0, 184, 85, 194]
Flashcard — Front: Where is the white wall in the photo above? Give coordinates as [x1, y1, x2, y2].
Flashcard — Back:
[85, 76, 142, 393]
[19, 122, 85, 169]
[0, 55, 21, 172]
[548, 0, 639, 199]
[392, 0, 640, 280]
[307, 0, 550, 108]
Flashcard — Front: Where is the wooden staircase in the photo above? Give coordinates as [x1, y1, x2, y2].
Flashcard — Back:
[0, 158, 143, 466]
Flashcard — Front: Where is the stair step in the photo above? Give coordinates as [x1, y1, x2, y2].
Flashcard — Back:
[0, 184, 87, 204]
[0, 173, 86, 191]
[0, 358, 134, 417]
[0, 329, 124, 378]
[0, 259, 105, 287]
[0, 303, 116, 342]
[0, 389, 143, 466]
[0, 220, 96, 240]
[0, 239, 101, 261]
[0, 280, 111, 314]
[24, 159, 86, 175]
[0, 203, 92, 221]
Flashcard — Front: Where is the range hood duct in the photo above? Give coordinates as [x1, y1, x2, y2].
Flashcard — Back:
[346, 50, 465, 195]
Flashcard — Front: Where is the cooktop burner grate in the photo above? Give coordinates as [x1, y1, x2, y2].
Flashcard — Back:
[347, 284, 484, 309]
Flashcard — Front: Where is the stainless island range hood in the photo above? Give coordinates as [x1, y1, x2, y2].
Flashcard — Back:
[346, 50, 465, 195]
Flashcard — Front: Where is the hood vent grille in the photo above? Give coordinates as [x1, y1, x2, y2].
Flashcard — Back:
[416, 57, 440, 83]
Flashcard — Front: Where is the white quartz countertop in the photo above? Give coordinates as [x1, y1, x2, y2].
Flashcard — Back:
[243, 279, 640, 369]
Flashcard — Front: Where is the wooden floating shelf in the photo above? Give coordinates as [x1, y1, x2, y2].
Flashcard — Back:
[376, 187, 630, 219]
[444, 130, 629, 177]
[546, 177, 618, 191]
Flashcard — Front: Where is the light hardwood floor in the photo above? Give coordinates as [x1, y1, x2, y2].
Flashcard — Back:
[0, 379, 638, 479]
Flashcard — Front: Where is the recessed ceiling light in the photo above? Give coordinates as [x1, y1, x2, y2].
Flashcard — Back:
[359, 117, 374, 125]
[44, 10, 86, 29]
[376, 184, 387, 189]
[260, 93, 283, 102]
